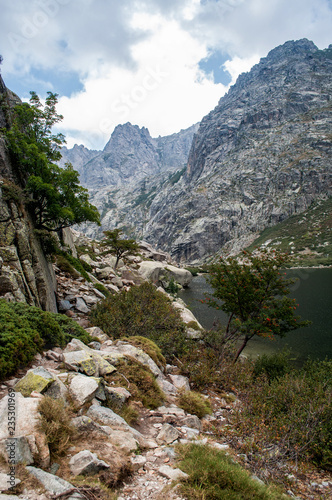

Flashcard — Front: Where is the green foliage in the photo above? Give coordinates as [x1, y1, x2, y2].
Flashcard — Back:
[93, 282, 111, 298]
[55, 252, 91, 281]
[163, 276, 179, 296]
[122, 336, 166, 371]
[34, 229, 60, 256]
[4, 91, 100, 231]
[55, 254, 81, 278]
[253, 350, 291, 383]
[101, 229, 139, 269]
[207, 250, 310, 361]
[1, 180, 25, 204]
[37, 396, 76, 458]
[168, 167, 186, 185]
[237, 359, 332, 469]
[90, 281, 188, 361]
[176, 391, 212, 418]
[107, 357, 165, 409]
[0, 300, 92, 380]
[177, 443, 286, 499]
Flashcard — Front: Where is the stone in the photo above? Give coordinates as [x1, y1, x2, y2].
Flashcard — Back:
[169, 374, 190, 391]
[0, 436, 34, 465]
[69, 375, 99, 405]
[26, 466, 84, 498]
[107, 430, 140, 454]
[63, 350, 97, 376]
[181, 426, 200, 439]
[104, 386, 131, 406]
[156, 405, 186, 417]
[158, 465, 189, 481]
[14, 367, 54, 397]
[79, 254, 99, 267]
[71, 416, 109, 436]
[181, 415, 202, 431]
[65, 339, 116, 377]
[75, 297, 90, 313]
[130, 455, 147, 471]
[69, 450, 110, 476]
[156, 424, 180, 445]
[96, 266, 114, 280]
[85, 326, 109, 342]
[86, 405, 130, 429]
[44, 377, 68, 401]
[105, 284, 120, 294]
[58, 299, 72, 311]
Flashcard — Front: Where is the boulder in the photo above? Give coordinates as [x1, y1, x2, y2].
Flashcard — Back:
[0, 471, 20, 492]
[44, 377, 68, 401]
[79, 254, 99, 267]
[169, 374, 190, 392]
[63, 350, 97, 376]
[14, 367, 54, 397]
[106, 430, 140, 454]
[71, 416, 109, 436]
[69, 375, 99, 405]
[86, 405, 130, 429]
[158, 465, 189, 481]
[75, 297, 90, 313]
[156, 423, 180, 445]
[96, 266, 114, 280]
[69, 450, 110, 476]
[26, 466, 84, 498]
[172, 298, 204, 328]
[85, 326, 109, 342]
[104, 386, 131, 407]
[181, 415, 202, 431]
[137, 261, 192, 287]
[64, 339, 116, 376]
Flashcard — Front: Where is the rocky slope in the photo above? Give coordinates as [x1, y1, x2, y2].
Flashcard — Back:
[143, 39, 332, 263]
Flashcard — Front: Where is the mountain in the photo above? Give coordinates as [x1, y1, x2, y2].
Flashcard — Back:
[61, 122, 198, 239]
[143, 39, 332, 263]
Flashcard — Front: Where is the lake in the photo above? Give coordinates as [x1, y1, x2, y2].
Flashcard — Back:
[179, 268, 332, 366]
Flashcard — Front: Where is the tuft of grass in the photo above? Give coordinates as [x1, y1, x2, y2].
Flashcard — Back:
[122, 336, 166, 371]
[37, 396, 76, 458]
[177, 443, 287, 499]
[107, 357, 165, 409]
[176, 391, 212, 419]
[55, 254, 81, 278]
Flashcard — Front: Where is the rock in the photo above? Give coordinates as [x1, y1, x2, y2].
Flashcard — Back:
[105, 284, 120, 294]
[96, 266, 114, 280]
[109, 342, 162, 377]
[181, 415, 202, 431]
[156, 424, 180, 445]
[86, 405, 130, 429]
[172, 299, 204, 328]
[185, 327, 203, 339]
[181, 426, 200, 439]
[85, 326, 109, 342]
[71, 416, 109, 436]
[130, 455, 147, 471]
[88, 341, 101, 350]
[75, 297, 90, 313]
[44, 377, 68, 400]
[211, 442, 229, 450]
[69, 450, 110, 476]
[169, 374, 190, 391]
[58, 299, 72, 311]
[111, 276, 123, 287]
[156, 405, 186, 417]
[14, 367, 54, 397]
[69, 375, 99, 405]
[79, 254, 99, 267]
[26, 466, 84, 498]
[63, 350, 97, 376]
[64, 339, 116, 376]
[104, 386, 131, 406]
[0, 472, 20, 492]
[0, 436, 34, 465]
[107, 430, 140, 454]
[158, 465, 189, 481]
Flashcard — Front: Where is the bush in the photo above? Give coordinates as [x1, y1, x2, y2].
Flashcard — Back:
[177, 443, 286, 499]
[253, 350, 291, 383]
[93, 282, 111, 298]
[106, 357, 165, 409]
[237, 359, 332, 469]
[0, 300, 92, 380]
[90, 282, 188, 361]
[37, 396, 76, 458]
[176, 391, 212, 418]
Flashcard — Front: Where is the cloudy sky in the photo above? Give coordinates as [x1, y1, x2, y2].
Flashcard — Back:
[1, 0, 331, 150]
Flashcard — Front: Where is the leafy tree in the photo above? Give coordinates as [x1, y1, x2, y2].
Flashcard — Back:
[207, 250, 310, 362]
[4, 91, 100, 231]
[101, 228, 139, 269]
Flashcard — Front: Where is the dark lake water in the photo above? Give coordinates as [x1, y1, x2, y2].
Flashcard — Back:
[179, 268, 332, 366]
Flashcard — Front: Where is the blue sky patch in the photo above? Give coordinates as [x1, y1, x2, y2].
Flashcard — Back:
[199, 50, 232, 85]
[3, 67, 84, 100]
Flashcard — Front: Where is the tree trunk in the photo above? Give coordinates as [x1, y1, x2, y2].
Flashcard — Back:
[233, 336, 249, 363]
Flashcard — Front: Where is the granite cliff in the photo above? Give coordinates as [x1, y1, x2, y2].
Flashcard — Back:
[144, 39, 332, 262]
[0, 75, 58, 311]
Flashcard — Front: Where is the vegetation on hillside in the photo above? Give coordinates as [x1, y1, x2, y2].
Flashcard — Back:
[101, 228, 139, 269]
[0, 300, 91, 380]
[248, 197, 332, 266]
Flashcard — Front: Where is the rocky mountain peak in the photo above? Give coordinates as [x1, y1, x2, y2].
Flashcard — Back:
[103, 122, 154, 153]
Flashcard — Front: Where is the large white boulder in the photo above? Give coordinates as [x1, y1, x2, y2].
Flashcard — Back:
[137, 261, 192, 287]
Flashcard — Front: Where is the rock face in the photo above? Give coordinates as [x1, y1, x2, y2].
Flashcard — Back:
[144, 39, 332, 262]
[0, 76, 57, 310]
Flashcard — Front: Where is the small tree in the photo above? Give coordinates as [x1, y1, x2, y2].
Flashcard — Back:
[4, 91, 100, 231]
[207, 250, 310, 362]
[101, 229, 139, 269]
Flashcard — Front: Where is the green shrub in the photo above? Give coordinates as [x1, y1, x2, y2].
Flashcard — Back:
[0, 300, 92, 380]
[107, 357, 165, 409]
[177, 443, 286, 499]
[93, 282, 111, 298]
[55, 254, 80, 278]
[176, 391, 212, 418]
[253, 350, 291, 383]
[34, 229, 60, 256]
[90, 282, 188, 361]
[237, 359, 332, 469]
[56, 252, 91, 281]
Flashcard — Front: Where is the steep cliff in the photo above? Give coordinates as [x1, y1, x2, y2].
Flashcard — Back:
[144, 39, 332, 263]
[0, 76, 57, 311]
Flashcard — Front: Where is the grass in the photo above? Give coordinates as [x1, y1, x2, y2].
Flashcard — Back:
[176, 390, 212, 419]
[37, 396, 77, 458]
[106, 357, 165, 409]
[176, 443, 287, 499]
[122, 335, 166, 371]
[247, 197, 332, 266]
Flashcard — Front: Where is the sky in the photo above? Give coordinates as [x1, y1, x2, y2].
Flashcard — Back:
[0, 0, 331, 150]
